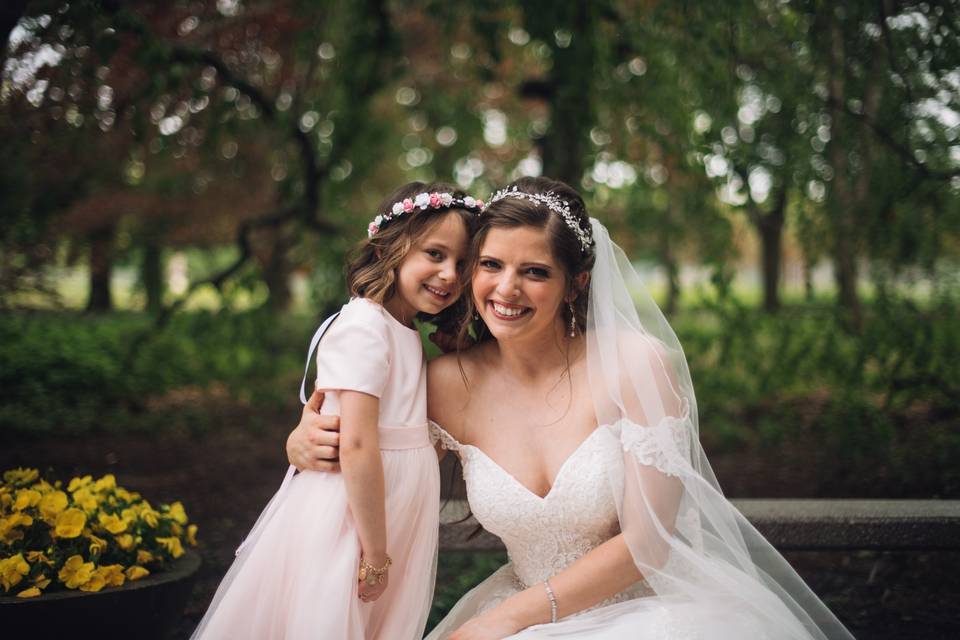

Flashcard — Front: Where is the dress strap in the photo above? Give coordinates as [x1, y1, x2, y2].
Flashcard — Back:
[428, 420, 462, 452]
[237, 311, 340, 558]
[299, 311, 341, 405]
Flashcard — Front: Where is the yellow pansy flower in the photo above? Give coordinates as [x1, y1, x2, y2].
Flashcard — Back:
[167, 501, 189, 525]
[54, 508, 87, 538]
[87, 533, 108, 555]
[94, 564, 125, 588]
[136, 549, 155, 564]
[0, 518, 25, 544]
[58, 555, 94, 589]
[34, 575, 52, 589]
[142, 508, 159, 528]
[67, 475, 92, 492]
[156, 536, 184, 558]
[0, 492, 11, 510]
[93, 474, 116, 492]
[79, 571, 105, 592]
[0, 553, 30, 591]
[98, 512, 127, 534]
[17, 586, 41, 598]
[0, 513, 32, 544]
[125, 566, 149, 581]
[3, 468, 40, 486]
[72, 487, 98, 512]
[14, 488, 41, 511]
[186, 524, 198, 546]
[26, 551, 53, 566]
[33, 479, 56, 494]
[115, 534, 134, 550]
[39, 491, 68, 521]
[114, 488, 133, 502]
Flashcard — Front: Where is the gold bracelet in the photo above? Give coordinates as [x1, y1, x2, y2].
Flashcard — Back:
[358, 555, 392, 586]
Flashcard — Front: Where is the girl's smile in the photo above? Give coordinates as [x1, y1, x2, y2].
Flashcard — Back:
[384, 212, 469, 325]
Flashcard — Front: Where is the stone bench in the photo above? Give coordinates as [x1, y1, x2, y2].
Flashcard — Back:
[438, 499, 960, 552]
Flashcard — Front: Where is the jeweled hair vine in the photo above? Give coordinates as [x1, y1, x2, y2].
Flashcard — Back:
[483, 188, 595, 255]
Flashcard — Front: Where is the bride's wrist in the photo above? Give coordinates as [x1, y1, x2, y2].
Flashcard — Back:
[493, 589, 545, 632]
[478, 605, 525, 635]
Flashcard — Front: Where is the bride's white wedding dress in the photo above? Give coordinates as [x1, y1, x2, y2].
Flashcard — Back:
[426, 421, 775, 640]
[424, 219, 850, 640]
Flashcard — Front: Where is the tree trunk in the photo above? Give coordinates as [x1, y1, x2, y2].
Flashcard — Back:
[262, 230, 296, 312]
[142, 241, 164, 314]
[755, 189, 787, 313]
[660, 154, 684, 315]
[826, 18, 862, 329]
[532, 2, 596, 186]
[86, 224, 115, 312]
[803, 255, 816, 302]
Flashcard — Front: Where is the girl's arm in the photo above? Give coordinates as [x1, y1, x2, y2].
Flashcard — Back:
[338, 390, 388, 578]
[451, 534, 642, 639]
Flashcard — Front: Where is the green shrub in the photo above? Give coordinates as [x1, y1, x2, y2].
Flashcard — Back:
[0, 310, 315, 435]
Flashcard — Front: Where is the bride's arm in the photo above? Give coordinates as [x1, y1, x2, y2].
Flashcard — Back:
[449, 534, 642, 639]
[287, 350, 471, 469]
[286, 389, 342, 471]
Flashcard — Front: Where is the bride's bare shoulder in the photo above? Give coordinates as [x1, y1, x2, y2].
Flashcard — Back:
[427, 342, 493, 435]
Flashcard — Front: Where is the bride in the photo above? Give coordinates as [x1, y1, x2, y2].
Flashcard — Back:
[288, 177, 853, 639]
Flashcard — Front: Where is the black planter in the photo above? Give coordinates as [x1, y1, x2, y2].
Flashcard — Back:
[0, 550, 201, 640]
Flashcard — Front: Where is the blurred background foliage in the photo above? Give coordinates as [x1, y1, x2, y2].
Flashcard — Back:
[1, 0, 958, 495]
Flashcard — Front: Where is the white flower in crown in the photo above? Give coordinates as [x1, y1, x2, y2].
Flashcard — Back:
[368, 190, 484, 237]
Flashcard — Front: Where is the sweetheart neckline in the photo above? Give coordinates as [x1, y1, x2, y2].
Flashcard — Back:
[460, 427, 606, 501]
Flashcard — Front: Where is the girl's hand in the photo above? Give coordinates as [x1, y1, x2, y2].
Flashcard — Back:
[357, 568, 389, 603]
[448, 610, 522, 640]
[286, 388, 342, 471]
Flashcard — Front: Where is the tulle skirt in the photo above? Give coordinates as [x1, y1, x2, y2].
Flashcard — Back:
[426, 563, 778, 640]
[193, 446, 440, 640]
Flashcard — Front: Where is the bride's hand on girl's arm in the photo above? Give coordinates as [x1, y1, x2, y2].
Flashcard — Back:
[286, 388, 342, 471]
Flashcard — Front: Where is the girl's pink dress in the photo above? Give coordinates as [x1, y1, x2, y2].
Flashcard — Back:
[192, 298, 440, 639]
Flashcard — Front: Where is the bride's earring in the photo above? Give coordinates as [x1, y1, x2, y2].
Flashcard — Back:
[568, 302, 577, 337]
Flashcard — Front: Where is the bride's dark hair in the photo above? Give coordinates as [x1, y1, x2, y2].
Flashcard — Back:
[458, 176, 594, 346]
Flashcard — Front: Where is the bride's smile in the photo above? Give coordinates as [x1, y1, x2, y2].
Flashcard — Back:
[473, 226, 567, 341]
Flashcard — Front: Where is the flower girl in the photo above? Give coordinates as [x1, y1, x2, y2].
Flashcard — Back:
[192, 182, 482, 639]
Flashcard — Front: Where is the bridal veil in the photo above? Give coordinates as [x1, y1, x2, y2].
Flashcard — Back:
[585, 218, 853, 640]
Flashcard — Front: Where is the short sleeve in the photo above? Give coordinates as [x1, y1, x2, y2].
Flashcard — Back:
[314, 300, 390, 398]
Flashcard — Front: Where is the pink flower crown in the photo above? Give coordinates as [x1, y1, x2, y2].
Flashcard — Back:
[368, 191, 484, 237]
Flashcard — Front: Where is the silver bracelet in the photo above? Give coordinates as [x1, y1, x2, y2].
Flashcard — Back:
[543, 579, 558, 623]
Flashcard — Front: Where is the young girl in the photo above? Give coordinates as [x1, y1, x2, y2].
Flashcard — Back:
[192, 182, 482, 640]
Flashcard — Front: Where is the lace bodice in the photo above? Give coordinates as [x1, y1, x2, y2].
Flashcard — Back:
[432, 423, 653, 606]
